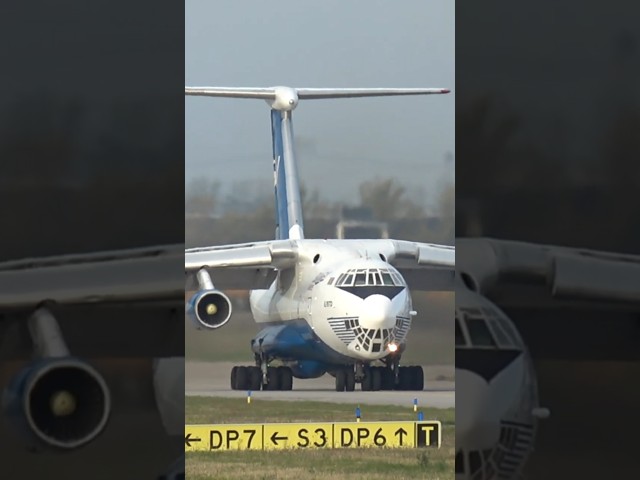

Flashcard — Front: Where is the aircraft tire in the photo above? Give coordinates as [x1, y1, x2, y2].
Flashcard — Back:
[381, 368, 395, 390]
[248, 366, 262, 391]
[235, 366, 249, 390]
[345, 369, 356, 392]
[230, 366, 239, 390]
[371, 367, 382, 391]
[265, 367, 280, 391]
[279, 367, 293, 391]
[397, 367, 412, 390]
[335, 369, 346, 392]
[361, 371, 372, 391]
[412, 366, 424, 391]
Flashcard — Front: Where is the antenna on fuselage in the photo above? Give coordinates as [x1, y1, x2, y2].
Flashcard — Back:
[185, 86, 451, 241]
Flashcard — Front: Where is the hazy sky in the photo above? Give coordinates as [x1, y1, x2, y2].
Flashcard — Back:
[185, 0, 454, 209]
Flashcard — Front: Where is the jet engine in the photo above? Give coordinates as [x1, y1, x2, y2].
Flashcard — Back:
[186, 289, 233, 329]
[2, 357, 111, 450]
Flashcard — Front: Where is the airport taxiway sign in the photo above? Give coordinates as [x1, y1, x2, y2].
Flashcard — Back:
[185, 421, 441, 452]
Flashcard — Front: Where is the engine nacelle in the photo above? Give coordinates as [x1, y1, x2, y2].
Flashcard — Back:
[186, 289, 233, 329]
[2, 358, 111, 451]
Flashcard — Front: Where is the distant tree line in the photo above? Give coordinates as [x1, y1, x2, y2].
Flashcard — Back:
[186, 177, 454, 247]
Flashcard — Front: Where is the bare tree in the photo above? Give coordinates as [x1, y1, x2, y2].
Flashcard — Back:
[185, 179, 220, 217]
[358, 178, 424, 221]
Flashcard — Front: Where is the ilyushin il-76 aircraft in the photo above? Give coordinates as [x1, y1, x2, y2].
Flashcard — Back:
[185, 86, 454, 392]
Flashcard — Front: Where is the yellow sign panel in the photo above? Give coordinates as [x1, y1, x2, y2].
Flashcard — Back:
[185, 421, 441, 452]
[333, 421, 416, 448]
[185, 424, 263, 451]
[263, 423, 333, 450]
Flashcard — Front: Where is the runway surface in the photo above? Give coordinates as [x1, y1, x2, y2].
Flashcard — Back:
[186, 361, 455, 408]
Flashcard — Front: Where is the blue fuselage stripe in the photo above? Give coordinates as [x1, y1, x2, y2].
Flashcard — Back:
[271, 109, 289, 239]
[252, 319, 352, 366]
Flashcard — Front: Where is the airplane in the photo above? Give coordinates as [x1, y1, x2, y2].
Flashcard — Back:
[184, 85, 454, 392]
[454, 237, 640, 479]
[0, 245, 185, 479]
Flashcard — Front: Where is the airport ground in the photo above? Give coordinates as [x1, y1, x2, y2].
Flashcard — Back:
[185, 295, 455, 479]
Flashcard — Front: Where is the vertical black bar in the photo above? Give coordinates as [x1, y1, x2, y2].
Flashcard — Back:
[0, 1, 184, 478]
[457, 1, 640, 478]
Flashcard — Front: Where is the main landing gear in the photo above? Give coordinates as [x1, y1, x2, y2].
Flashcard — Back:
[230, 352, 293, 391]
[334, 362, 424, 392]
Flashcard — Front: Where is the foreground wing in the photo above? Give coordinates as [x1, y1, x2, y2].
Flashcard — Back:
[457, 238, 640, 308]
[0, 245, 184, 309]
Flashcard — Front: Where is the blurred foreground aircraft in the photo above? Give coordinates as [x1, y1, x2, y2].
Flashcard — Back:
[0, 245, 184, 478]
[455, 237, 640, 479]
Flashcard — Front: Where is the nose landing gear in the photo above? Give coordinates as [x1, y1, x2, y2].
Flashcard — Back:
[333, 357, 424, 391]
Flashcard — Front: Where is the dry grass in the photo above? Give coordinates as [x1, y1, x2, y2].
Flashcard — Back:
[187, 446, 455, 480]
[186, 396, 454, 425]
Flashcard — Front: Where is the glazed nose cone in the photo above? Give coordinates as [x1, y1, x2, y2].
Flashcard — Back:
[359, 294, 395, 329]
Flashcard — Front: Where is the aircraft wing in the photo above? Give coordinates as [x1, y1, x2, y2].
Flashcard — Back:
[456, 237, 640, 310]
[0, 244, 184, 309]
[364, 239, 455, 291]
[185, 240, 298, 290]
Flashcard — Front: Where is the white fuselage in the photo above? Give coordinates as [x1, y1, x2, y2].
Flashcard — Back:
[248, 240, 413, 362]
[455, 282, 541, 479]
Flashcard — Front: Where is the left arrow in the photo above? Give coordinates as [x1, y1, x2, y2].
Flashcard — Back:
[185, 433, 202, 447]
[270, 431, 288, 446]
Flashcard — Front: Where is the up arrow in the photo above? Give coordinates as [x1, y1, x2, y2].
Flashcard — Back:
[394, 427, 408, 446]
[185, 433, 202, 447]
[270, 431, 288, 445]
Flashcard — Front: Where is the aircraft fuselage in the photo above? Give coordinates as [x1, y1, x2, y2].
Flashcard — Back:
[248, 240, 413, 370]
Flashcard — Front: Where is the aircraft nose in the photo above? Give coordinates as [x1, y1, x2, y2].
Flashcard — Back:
[456, 369, 501, 449]
[359, 294, 395, 329]
[456, 350, 527, 451]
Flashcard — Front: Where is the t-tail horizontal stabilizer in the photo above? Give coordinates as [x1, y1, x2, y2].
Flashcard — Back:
[185, 86, 450, 111]
[185, 86, 450, 241]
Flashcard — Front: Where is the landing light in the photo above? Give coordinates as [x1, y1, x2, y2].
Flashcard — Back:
[388, 343, 398, 353]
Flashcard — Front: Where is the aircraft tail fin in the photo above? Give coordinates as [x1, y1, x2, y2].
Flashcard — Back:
[186, 86, 450, 240]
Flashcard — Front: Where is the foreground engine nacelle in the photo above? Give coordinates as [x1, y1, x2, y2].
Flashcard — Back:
[2, 358, 111, 451]
[186, 289, 233, 329]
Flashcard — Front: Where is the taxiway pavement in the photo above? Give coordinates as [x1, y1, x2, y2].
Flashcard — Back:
[186, 361, 454, 408]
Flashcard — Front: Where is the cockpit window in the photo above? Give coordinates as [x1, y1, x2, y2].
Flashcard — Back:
[488, 318, 511, 346]
[381, 273, 394, 285]
[455, 316, 466, 346]
[335, 268, 404, 287]
[465, 318, 496, 347]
